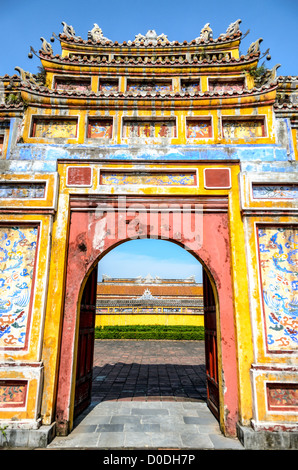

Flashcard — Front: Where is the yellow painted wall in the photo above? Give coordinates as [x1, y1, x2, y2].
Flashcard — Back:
[95, 314, 204, 327]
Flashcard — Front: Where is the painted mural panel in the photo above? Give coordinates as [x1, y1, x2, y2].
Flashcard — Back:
[186, 119, 212, 138]
[55, 78, 91, 92]
[209, 79, 244, 93]
[99, 81, 118, 92]
[181, 81, 200, 93]
[0, 226, 38, 349]
[257, 227, 298, 352]
[100, 171, 196, 186]
[123, 120, 176, 139]
[127, 81, 172, 93]
[87, 119, 113, 138]
[31, 118, 78, 139]
[253, 185, 298, 199]
[223, 118, 265, 139]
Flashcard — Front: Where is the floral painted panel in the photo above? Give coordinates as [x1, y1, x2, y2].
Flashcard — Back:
[253, 185, 298, 199]
[267, 384, 298, 411]
[0, 226, 38, 349]
[88, 120, 113, 138]
[32, 118, 78, 139]
[223, 119, 265, 139]
[0, 381, 27, 407]
[123, 120, 176, 139]
[258, 227, 298, 352]
[100, 171, 196, 186]
[186, 120, 212, 138]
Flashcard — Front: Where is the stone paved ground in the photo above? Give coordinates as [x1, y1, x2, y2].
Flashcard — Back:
[48, 340, 243, 450]
[91, 340, 207, 402]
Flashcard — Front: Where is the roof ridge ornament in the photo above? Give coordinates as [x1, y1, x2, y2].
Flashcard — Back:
[247, 38, 263, 54]
[88, 24, 111, 43]
[132, 30, 171, 46]
[198, 23, 213, 43]
[219, 19, 242, 38]
[40, 37, 53, 54]
[61, 21, 78, 39]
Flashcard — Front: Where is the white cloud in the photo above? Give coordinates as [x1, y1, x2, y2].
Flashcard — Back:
[98, 250, 202, 281]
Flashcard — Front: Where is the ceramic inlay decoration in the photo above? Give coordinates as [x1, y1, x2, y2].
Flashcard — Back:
[258, 227, 298, 352]
[0, 226, 38, 349]
[100, 171, 196, 186]
[0, 183, 45, 199]
[253, 185, 298, 199]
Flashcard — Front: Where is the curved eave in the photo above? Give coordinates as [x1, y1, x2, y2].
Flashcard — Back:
[40, 55, 259, 75]
[0, 104, 24, 117]
[20, 84, 277, 110]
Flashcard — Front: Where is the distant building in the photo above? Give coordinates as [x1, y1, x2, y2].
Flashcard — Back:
[96, 274, 204, 326]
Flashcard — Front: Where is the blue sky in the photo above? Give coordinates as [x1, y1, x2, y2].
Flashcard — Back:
[1, 0, 297, 76]
[1, 0, 297, 281]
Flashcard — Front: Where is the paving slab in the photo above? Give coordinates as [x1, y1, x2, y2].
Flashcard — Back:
[48, 340, 244, 450]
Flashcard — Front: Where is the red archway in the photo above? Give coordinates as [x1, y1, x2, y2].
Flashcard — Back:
[55, 195, 238, 436]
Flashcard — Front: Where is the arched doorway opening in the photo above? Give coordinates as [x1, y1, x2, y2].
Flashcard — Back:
[55, 196, 238, 437]
[73, 239, 219, 425]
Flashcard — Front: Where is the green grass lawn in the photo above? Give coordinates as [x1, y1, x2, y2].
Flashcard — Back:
[94, 324, 205, 340]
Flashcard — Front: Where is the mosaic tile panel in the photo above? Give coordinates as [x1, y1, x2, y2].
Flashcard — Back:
[253, 185, 298, 199]
[32, 118, 78, 139]
[223, 119, 265, 139]
[0, 183, 45, 199]
[100, 171, 196, 186]
[257, 227, 298, 352]
[0, 226, 38, 349]
[127, 81, 172, 93]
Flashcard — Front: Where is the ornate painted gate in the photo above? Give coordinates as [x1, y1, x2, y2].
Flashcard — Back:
[55, 192, 238, 436]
